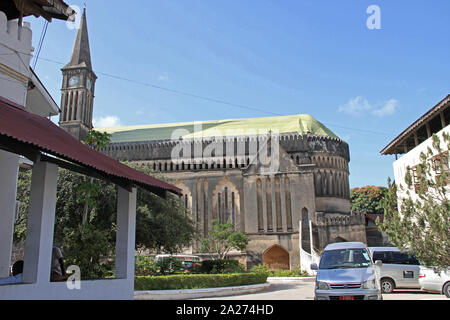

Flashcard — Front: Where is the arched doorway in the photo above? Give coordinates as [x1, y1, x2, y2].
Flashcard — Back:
[263, 245, 290, 271]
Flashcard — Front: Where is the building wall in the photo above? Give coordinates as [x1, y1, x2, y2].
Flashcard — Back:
[393, 125, 450, 204]
[103, 132, 366, 269]
[0, 12, 33, 105]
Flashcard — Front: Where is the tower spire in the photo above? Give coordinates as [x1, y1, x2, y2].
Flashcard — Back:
[65, 7, 92, 70]
[59, 7, 97, 141]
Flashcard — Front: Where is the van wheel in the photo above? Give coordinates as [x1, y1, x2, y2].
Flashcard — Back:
[380, 278, 394, 293]
[443, 282, 450, 298]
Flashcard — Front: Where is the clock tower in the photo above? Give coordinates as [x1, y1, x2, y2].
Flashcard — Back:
[59, 8, 97, 141]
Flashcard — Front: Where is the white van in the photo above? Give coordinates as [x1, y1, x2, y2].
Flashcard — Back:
[368, 247, 421, 293]
[311, 242, 383, 300]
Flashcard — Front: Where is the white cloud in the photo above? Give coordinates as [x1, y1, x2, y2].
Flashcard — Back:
[338, 96, 371, 116]
[158, 73, 170, 81]
[93, 115, 121, 128]
[372, 99, 398, 117]
[339, 96, 398, 117]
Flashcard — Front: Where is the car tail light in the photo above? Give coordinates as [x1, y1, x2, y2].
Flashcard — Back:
[419, 274, 426, 278]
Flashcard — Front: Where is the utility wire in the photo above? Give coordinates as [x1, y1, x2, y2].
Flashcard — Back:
[32, 20, 49, 70]
[19, 50, 394, 136]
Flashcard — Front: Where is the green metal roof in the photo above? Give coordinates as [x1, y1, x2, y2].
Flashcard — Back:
[96, 114, 339, 143]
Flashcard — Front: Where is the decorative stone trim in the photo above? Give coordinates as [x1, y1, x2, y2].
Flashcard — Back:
[0, 62, 29, 85]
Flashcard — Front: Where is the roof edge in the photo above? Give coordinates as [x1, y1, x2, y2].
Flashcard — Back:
[380, 94, 450, 155]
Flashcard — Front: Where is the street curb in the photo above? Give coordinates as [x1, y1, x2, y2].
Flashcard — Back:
[267, 276, 316, 282]
[134, 282, 271, 300]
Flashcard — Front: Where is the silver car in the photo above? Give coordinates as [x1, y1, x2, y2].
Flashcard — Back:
[419, 266, 450, 298]
[368, 247, 421, 293]
[311, 242, 383, 300]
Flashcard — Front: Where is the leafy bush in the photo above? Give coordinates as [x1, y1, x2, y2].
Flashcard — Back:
[155, 257, 183, 275]
[135, 273, 267, 290]
[272, 267, 310, 277]
[62, 223, 114, 279]
[350, 185, 388, 215]
[135, 256, 158, 276]
[198, 259, 245, 274]
[250, 264, 310, 277]
[250, 264, 271, 277]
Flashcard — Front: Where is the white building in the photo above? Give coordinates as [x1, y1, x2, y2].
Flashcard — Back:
[381, 95, 450, 202]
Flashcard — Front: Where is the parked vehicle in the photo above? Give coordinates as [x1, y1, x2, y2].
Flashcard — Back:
[311, 242, 383, 300]
[155, 254, 202, 272]
[368, 247, 421, 293]
[419, 266, 450, 298]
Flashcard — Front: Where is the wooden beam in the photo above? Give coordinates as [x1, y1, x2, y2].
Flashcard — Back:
[39, 154, 133, 192]
[440, 111, 446, 128]
[426, 122, 432, 138]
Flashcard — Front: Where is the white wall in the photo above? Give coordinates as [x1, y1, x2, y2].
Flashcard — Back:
[0, 11, 33, 106]
[393, 125, 450, 203]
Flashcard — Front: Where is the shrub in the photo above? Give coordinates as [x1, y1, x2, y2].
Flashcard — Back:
[134, 273, 267, 290]
[155, 257, 183, 275]
[198, 259, 245, 274]
[250, 264, 310, 277]
[135, 256, 186, 276]
[250, 264, 271, 277]
[272, 267, 310, 277]
[135, 256, 158, 276]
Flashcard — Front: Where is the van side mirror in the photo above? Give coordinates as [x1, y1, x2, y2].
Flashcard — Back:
[375, 260, 382, 267]
[310, 263, 318, 270]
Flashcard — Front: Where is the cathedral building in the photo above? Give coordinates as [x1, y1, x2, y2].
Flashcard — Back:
[59, 9, 366, 270]
[97, 116, 367, 270]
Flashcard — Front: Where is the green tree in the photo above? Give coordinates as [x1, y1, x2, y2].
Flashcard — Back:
[80, 130, 112, 225]
[350, 185, 388, 215]
[200, 219, 249, 260]
[14, 133, 196, 279]
[129, 163, 196, 254]
[377, 133, 450, 269]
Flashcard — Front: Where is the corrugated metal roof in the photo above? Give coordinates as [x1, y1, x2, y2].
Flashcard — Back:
[97, 114, 339, 143]
[0, 96, 181, 196]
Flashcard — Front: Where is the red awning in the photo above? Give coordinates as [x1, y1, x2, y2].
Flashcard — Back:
[0, 96, 181, 197]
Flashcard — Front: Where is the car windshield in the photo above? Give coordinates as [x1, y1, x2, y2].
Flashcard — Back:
[319, 248, 372, 269]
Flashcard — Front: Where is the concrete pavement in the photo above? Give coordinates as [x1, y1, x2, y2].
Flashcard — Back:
[195, 280, 447, 300]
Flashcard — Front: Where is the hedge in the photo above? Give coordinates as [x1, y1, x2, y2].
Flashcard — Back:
[135, 273, 268, 290]
[198, 259, 244, 274]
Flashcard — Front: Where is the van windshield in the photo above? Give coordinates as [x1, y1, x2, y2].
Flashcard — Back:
[319, 248, 372, 269]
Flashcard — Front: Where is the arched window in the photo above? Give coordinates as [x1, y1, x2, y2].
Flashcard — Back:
[213, 177, 240, 229]
[174, 180, 192, 216]
[265, 178, 273, 231]
[256, 179, 263, 232]
[285, 177, 292, 231]
[301, 208, 311, 254]
[274, 177, 282, 231]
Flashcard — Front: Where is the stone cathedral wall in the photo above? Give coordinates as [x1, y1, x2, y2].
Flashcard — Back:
[101, 132, 364, 269]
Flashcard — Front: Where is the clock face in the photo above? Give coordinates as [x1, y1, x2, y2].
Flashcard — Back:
[86, 78, 92, 90]
[69, 76, 79, 86]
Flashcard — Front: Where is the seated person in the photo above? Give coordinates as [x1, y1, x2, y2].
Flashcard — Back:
[0, 260, 23, 285]
[50, 246, 68, 282]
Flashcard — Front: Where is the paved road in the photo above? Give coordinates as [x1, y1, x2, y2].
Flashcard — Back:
[196, 280, 447, 300]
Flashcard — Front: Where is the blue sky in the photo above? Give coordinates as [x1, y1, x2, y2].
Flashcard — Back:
[26, 0, 450, 188]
